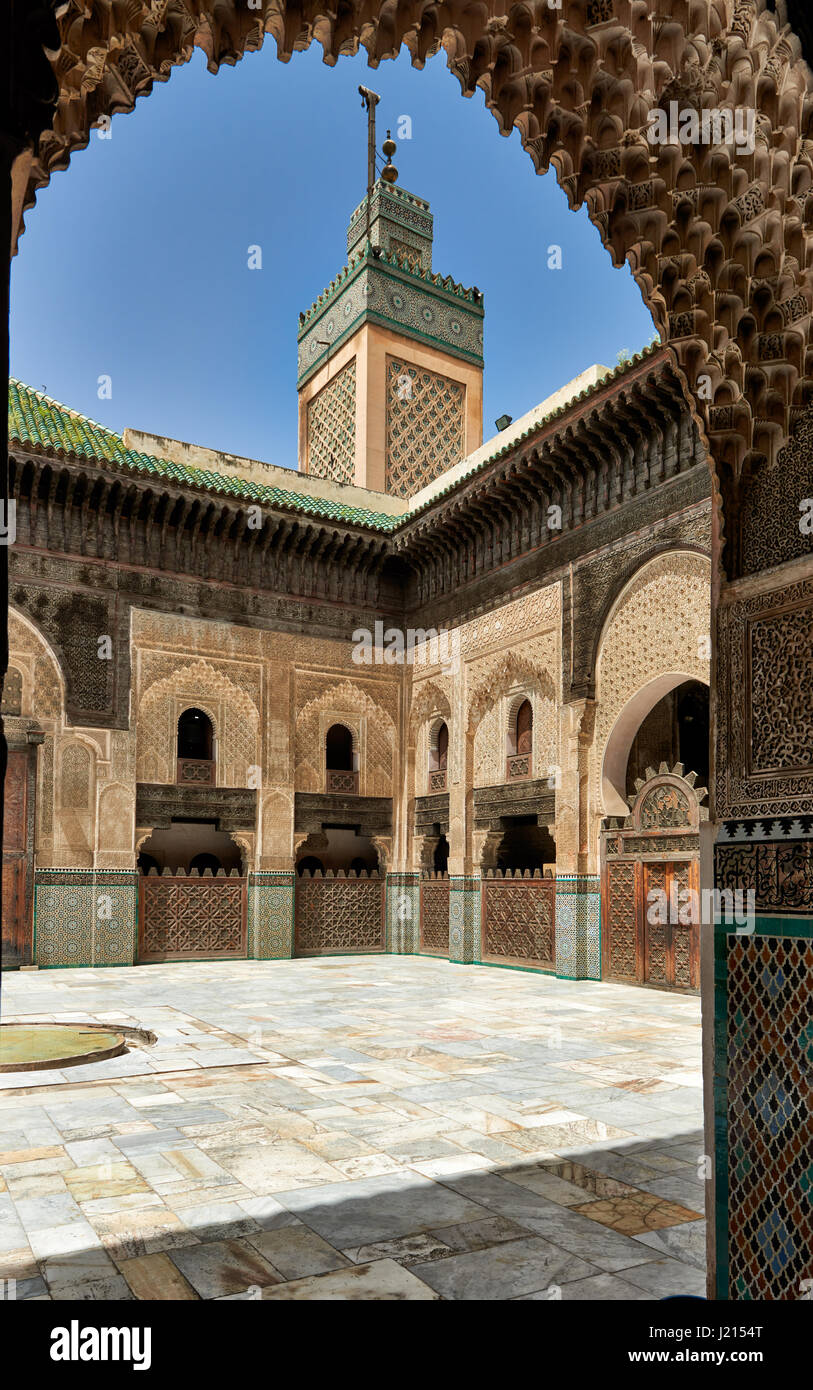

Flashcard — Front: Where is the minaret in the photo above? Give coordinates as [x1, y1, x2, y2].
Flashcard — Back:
[297, 97, 484, 498]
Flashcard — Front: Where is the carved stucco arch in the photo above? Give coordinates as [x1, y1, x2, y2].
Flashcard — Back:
[7, 604, 66, 725]
[17, 2, 813, 580]
[136, 658, 260, 786]
[294, 678, 395, 796]
[407, 678, 452, 793]
[593, 549, 712, 818]
[467, 653, 556, 733]
[583, 543, 712, 693]
[468, 651, 557, 790]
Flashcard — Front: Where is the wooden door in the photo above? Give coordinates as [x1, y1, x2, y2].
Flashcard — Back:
[603, 856, 699, 991]
[642, 860, 699, 990]
[2, 750, 32, 966]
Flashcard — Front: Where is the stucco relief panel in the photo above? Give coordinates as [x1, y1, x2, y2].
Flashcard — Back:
[592, 552, 711, 814]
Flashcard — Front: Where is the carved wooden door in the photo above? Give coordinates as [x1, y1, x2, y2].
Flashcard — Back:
[2, 751, 32, 966]
[642, 860, 699, 990]
[603, 857, 699, 990]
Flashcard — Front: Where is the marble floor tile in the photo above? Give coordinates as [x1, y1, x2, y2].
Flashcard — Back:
[613, 1255, 708, 1298]
[2, 1273, 47, 1300]
[171, 1202, 260, 1242]
[527, 1271, 655, 1300]
[570, 1192, 703, 1236]
[0, 956, 703, 1300]
[254, 1258, 441, 1300]
[412, 1235, 597, 1300]
[63, 1162, 150, 1203]
[275, 1172, 489, 1248]
[634, 1218, 708, 1270]
[120, 1251, 199, 1300]
[342, 1231, 453, 1267]
[50, 1274, 135, 1300]
[429, 1215, 531, 1255]
[167, 1238, 280, 1298]
[247, 1223, 349, 1279]
[41, 1244, 120, 1290]
[88, 1208, 199, 1260]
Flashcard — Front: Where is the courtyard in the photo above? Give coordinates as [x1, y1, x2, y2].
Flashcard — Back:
[0, 957, 705, 1301]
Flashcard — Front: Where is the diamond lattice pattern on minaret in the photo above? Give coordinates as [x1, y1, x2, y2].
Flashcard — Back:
[297, 174, 484, 497]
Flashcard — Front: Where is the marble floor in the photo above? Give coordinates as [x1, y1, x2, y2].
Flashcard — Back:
[0, 956, 707, 1301]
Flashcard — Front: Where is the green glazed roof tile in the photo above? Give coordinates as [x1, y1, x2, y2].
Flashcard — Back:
[8, 379, 399, 533]
[9, 342, 661, 539]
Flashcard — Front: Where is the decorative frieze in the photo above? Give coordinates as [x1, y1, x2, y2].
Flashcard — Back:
[135, 784, 257, 832]
[472, 779, 555, 831]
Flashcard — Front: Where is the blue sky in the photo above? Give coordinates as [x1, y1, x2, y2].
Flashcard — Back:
[10, 41, 656, 469]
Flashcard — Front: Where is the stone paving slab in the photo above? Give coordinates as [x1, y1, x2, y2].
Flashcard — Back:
[0, 956, 704, 1301]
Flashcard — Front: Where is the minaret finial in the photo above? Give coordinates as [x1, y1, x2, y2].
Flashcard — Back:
[358, 86, 380, 244]
[381, 130, 398, 185]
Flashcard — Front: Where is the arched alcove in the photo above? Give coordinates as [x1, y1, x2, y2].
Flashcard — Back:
[138, 824, 243, 875]
[602, 675, 710, 816]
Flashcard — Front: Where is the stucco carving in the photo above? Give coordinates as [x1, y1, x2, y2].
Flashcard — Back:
[593, 552, 711, 816]
[136, 658, 260, 788]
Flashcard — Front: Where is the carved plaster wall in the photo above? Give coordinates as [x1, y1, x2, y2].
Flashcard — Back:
[591, 552, 712, 859]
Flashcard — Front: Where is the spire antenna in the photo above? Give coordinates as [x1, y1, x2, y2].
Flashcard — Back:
[358, 86, 380, 245]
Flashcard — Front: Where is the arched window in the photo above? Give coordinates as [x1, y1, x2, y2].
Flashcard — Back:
[507, 698, 532, 780]
[177, 708, 213, 759]
[176, 708, 215, 784]
[325, 723, 357, 792]
[428, 720, 448, 791]
[516, 700, 533, 755]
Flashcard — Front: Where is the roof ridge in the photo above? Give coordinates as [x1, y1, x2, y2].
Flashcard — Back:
[8, 378, 399, 533]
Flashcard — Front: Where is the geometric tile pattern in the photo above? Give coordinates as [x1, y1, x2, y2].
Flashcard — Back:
[386, 873, 420, 954]
[555, 877, 601, 980]
[726, 934, 813, 1299]
[307, 358, 357, 484]
[386, 358, 464, 498]
[449, 877, 480, 963]
[248, 874, 294, 960]
[33, 870, 137, 967]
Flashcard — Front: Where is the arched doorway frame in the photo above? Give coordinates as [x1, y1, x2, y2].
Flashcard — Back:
[601, 673, 711, 817]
